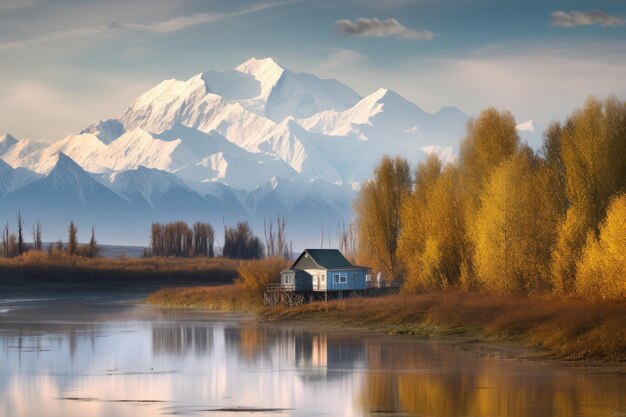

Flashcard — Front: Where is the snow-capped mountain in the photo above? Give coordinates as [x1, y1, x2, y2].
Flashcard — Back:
[0, 57, 492, 246]
[80, 119, 125, 144]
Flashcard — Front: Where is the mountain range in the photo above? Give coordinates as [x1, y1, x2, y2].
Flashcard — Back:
[0, 58, 543, 247]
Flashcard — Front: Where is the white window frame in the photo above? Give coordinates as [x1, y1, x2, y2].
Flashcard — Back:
[332, 273, 347, 284]
[284, 274, 294, 284]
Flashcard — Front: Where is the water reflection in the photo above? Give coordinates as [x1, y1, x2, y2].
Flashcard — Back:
[152, 325, 213, 355]
[0, 299, 624, 417]
[359, 340, 626, 416]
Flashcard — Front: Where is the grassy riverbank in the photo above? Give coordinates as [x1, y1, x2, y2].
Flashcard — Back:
[147, 285, 626, 362]
[0, 252, 238, 286]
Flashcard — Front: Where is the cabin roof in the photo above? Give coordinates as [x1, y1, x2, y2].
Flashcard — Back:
[291, 249, 368, 270]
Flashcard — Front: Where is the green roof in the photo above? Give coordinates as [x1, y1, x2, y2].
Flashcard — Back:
[293, 249, 353, 269]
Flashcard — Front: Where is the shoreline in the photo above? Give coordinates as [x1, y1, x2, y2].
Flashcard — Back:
[146, 285, 626, 364]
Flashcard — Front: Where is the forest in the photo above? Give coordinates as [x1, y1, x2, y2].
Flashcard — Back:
[354, 96, 625, 300]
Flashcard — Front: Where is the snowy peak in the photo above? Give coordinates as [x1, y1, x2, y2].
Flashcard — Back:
[516, 120, 537, 132]
[234, 57, 285, 98]
[516, 120, 544, 150]
[234, 57, 360, 122]
[80, 119, 125, 144]
[235, 57, 283, 73]
[0, 133, 19, 154]
[0, 133, 18, 146]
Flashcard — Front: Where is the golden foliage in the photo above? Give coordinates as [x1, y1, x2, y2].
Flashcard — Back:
[473, 151, 559, 291]
[399, 159, 465, 292]
[234, 257, 290, 295]
[575, 194, 626, 300]
[355, 155, 412, 279]
[552, 97, 626, 291]
[358, 97, 624, 298]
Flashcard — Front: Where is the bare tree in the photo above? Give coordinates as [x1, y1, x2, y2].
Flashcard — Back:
[264, 218, 276, 257]
[337, 221, 357, 260]
[16, 211, 24, 255]
[265, 216, 290, 259]
[276, 215, 289, 259]
[2, 222, 8, 257]
[32, 221, 42, 251]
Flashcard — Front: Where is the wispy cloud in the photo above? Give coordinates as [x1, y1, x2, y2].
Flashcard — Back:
[320, 48, 366, 69]
[551, 10, 625, 28]
[334, 18, 434, 40]
[0, 0, 296, 50]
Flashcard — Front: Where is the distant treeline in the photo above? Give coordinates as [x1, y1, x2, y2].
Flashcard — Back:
[0, 252, 238, 286]
[148, 217, 291, 260]
[149, 221, 215, 258]
[356, 96, 626, 300]
[1, 216, 99, 259]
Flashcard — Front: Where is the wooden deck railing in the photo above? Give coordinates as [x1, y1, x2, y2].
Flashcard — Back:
[265, 283, 295, 292]
[265, 279, 402, 293]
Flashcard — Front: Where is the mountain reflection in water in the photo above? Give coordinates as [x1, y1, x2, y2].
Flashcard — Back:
[0, 300, 624, 417]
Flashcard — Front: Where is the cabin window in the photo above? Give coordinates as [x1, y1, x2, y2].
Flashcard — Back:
[284, 274, 294, 284]
[332, 273, 347, 284]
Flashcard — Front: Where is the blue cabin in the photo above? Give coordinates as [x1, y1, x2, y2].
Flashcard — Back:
[280, 249, 371, 292]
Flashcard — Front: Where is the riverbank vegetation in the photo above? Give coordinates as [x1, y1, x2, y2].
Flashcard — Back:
[263, 291, 626, 361]
[0, 251, 238, 285]
[146, 257, 289, 310]
[147, 285, 625, 361]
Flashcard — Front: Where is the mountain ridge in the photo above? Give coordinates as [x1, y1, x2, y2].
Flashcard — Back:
[0, 57, 538, 247]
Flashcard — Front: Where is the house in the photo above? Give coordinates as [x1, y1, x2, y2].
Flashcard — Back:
[280, 249, 371, 292]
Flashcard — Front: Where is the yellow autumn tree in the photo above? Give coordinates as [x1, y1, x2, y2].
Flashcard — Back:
[575, 194, 626, 300]
[355, 155, 412, 279]
[551, 96, 626, 292]
[473, 149, 558, 291]
[457, 108, 521, 283]
[399, 159, 465, 292]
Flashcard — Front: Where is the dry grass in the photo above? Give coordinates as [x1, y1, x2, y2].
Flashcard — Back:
[0, 251, 238, 285]
[148, 285, 626, 360]
[259, 290, 624, 361]
[147, 258, 289, 312]
[234, 257, 290, 294]
[146, 285, 257, 312]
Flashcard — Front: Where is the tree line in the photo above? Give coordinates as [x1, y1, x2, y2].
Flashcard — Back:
[355, 96, 625, 300]
[149, 221, 215, 257]
[1, 214, 99, 258]
[149, 217, 292, 260]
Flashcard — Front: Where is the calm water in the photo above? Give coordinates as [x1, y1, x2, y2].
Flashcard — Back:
[0, 296, 624, 417]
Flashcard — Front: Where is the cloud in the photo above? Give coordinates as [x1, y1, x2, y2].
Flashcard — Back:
[320, 49, 366, 69]
[334, 18, 434, 40]
[551, 10, 625, 27]
[0, 0, 39, 10]
[0, 0, 297, 50]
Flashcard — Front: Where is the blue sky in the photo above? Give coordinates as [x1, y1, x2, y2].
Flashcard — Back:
[1, 0, 625, 140]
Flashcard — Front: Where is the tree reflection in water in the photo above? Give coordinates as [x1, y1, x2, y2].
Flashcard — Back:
[359, 340, 626, 417]
[152, 325, 213, 356]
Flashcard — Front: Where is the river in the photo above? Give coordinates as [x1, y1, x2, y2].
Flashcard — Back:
[0, 294, 624, 417]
